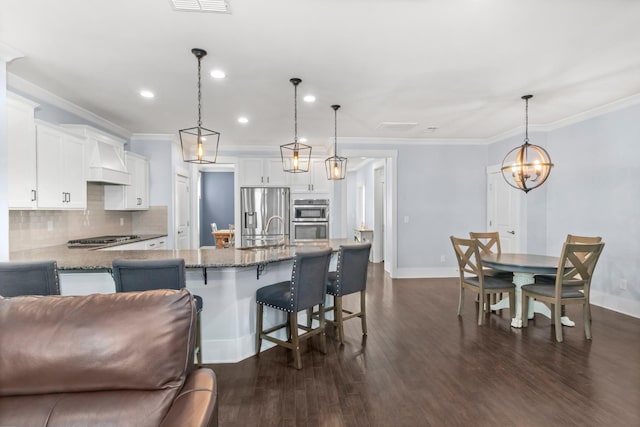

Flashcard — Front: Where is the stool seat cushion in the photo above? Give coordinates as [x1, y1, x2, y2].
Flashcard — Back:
[256, 281, 293, 312]
[521, 283, 585, 299]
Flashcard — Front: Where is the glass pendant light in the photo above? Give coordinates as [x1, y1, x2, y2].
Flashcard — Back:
[325, 104, 347, 180]
[280, 78, 312, 173]
[179, 48, 221, 164]
[501, 95, 554, 193]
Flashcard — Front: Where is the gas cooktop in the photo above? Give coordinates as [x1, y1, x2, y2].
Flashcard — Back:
[67, 235, 140, 248]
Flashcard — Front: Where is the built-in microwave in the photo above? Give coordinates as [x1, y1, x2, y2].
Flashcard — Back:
[292, 221, 329, 242]
[292, 199, 329, 222]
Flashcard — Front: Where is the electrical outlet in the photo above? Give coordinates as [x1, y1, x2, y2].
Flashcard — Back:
[440, 255, 446, 263]
[120, 218, 124, 226]
[404, 216, 409, 223]
[620, 279, 627, 290]
[47, 220, 53, 231]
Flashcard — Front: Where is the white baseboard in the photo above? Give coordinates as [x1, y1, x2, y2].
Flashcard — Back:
[394, 267, 458, 279]
[590, 291, 640, 319]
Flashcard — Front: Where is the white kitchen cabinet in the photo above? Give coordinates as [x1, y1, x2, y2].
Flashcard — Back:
[7, 94, 39, 209]
[35, 121, 86, 209]
[104, 152, 149, 210]
[290, 159, 331, 193]
[238, 158, 289, 186]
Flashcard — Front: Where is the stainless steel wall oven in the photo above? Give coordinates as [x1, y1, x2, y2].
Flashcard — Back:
[291, 199, 329, 242]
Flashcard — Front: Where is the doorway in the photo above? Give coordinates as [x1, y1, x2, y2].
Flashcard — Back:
[373, 166, 385, 263]
[175, 174, 191, 250]
[486, 165, 523, 252]
[199, 171, 235, 247]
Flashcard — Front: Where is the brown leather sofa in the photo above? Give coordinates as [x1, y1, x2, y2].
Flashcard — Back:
[0, 289, 217, 427]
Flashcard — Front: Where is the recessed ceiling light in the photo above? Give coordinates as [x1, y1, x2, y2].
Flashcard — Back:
[139, 90, 155, 99]
[303, 95, 316, 103]
[237, 117, 249, 124]
[424, 126, 439, 132]
[299, 137, 308, 143]
[210, 69, 226, 79]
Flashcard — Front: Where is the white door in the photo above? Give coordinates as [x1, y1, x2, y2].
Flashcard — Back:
[487, 166, 522, 252]
[176, 174, 190, 249]
[373, 166, 385, 262]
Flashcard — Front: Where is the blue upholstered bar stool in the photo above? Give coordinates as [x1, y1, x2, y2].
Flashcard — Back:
[325, 243, 371, 344]
[0, 261, 60, 296]
[255, 248, 332, 370]
[112, 258, 203, 366]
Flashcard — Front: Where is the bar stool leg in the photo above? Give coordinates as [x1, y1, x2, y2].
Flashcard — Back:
[336, 296, 345, 344]
[256, 303, 264, 355]
[319, 303, 327, 354]
[290, 312, 302, 369]
[360, 290, 367, 336]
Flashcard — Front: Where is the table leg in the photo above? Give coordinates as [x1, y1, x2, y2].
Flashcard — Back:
[510, 272, 535, 328]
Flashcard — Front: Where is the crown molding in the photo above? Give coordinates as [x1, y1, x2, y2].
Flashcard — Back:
[0, 42, 23, 63]
[7, 73, 132, 139]
[130, 133, 178, 143]
[339, 136, 487, 146]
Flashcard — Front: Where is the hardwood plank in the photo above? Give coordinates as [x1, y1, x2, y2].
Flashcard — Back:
[209, 263, 640, 426]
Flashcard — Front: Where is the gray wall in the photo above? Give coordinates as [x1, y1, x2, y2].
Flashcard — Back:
[199, 171, 234, 247]
[0, 62, 8, 259]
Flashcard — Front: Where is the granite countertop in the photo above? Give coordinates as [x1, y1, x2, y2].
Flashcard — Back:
[9, 239, 355, 270]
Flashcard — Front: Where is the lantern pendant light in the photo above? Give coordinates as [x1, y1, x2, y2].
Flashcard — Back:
[325, 105, 347, 180]
[280, 78, 312, 173]
[179, 48, 221, 164]
[501, 95, 554, 193]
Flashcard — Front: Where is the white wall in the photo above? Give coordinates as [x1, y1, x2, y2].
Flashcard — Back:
[0, 60, 8, 260]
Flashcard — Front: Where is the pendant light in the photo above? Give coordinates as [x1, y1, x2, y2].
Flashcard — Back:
[179, 48, 220, 164]
[501, 95, 554, 193]
[280, 78, 312, 173]
[325, 104, 347, 180]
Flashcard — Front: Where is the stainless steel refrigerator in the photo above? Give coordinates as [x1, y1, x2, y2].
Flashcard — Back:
[240, 187, 290, 247]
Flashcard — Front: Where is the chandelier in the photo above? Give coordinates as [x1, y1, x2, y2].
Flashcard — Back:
[325, 105, 347, 180]
[501, 95, 553, 193]
[179, 48, 220, 164]
[280, 78, 312, 173]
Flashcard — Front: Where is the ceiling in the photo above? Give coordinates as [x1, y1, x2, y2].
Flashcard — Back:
[2, 0, 640, 149]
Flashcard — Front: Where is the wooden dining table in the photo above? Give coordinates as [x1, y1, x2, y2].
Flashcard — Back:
[481, 253, 575, 328]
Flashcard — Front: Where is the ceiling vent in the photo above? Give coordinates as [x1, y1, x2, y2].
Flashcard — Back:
[170, 0, 231, 13]
[376, 122, 418, 131]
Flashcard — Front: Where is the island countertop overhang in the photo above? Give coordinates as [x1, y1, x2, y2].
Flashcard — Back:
[9, 239, 355, 270]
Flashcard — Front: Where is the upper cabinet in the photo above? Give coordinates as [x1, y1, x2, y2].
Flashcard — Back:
[61, 125, 130, 185]
[238, 158, 290, 187]
[7, 94, 39, 209]
[290, 159, 331, 194]
[104, 152, 149, 210]
[35, 121, 86, 209]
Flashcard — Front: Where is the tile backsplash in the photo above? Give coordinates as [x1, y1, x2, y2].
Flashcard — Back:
[9, 183, 167, 252]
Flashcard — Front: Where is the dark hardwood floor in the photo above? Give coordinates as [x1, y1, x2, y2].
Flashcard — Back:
[208, 263, 640, 426]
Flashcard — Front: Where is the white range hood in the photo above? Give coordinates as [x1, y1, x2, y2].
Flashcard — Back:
[62, 125, 131, 185]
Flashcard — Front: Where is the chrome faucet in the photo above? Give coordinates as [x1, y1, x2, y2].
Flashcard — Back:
[264, 215, 286, 244]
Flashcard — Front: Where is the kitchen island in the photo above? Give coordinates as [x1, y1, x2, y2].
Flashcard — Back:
[9, 239, 353, 363]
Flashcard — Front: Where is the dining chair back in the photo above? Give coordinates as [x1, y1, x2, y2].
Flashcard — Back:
[522, 241, 605, 342]
[0, 261, 60, 297]
[469, 232, 502, 256]
[450, 236, 515, 325]
[111, 258, 203, 365]
[325, 243, 371, 343]
[255, 248, 332, 369]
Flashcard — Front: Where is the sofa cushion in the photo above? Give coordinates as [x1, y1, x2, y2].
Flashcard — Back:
[0, 289, 196, 396]
[0, 389, 177, 427]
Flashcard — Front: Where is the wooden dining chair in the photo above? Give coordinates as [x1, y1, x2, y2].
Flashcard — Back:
[522, 241, 605, 342]
[450, 236, 515, 325]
